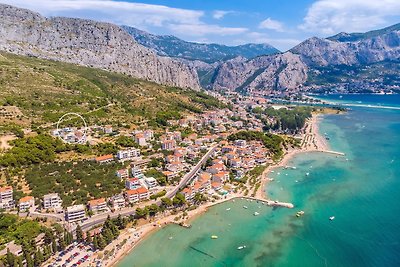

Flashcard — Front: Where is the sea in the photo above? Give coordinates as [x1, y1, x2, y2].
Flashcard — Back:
[118, 94, 400, 267]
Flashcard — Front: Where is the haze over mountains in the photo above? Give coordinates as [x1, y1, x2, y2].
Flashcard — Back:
[0, 3, 399, 95]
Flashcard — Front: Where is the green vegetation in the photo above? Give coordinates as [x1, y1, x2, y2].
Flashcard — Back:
[144, 169, 167, 185]
[0, 52, 222, 127]
[261, 106, 312, 133]
[228, 130, 284, 160]
[24, 161, 124, 206]
[0, 134, 68, 167]
[150, 190, 167, 200]
[0, 214, 43, 247]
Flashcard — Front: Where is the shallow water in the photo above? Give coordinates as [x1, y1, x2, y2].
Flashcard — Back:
[118, 95, 400, 267]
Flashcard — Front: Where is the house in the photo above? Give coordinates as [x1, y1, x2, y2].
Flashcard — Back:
[136, 187, 150, 200]
[125, 190, 139, 203]
[125, 178, 141, 190]
[212, 171, 230, 183]
[162, 140, 176, 151]
[88, 198, 108, 214]
[19, 196, 34, 211]
[116, 169, 129, 179]
[43, 193, 62, 210]
[0, 186, 14, 209]
[134, 133, 147, 146]
[130, 158, 151, 169]
[66, 204, 86, 222]
[162, 171, 178, 180]
[229, 158, 241, 168]
[109, 194, 126, 209]
[181, 188, 194, 201]
[206, 163, 225, 174]
[104, 125, 113, 134]
[221, 145, 236, 154]
[166, 161, 184, 173]
[131, 167, 144, 179]
[95, 154, 114, 164]
[234, 139, 247, 148]
[143, 130, 154, 140]
[143, 177, 158, 189]
[211, 182, 222, 191]
[116, 148, 140, 161]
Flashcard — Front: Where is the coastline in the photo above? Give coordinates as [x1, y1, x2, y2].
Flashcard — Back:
[102, 113, 333, 267]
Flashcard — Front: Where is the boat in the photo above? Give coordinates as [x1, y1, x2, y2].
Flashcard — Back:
[329, 216, 335, 221]
[254, 212, 260, 216]
[237, 245, 247, 250]
[243, 206, 248, 209]
[296, 211, 305, 217]
[226, 208, 231, 211]
[306, 172, 310, 176]
[168, 236, 173, 240]
[211, 235, 218, 239]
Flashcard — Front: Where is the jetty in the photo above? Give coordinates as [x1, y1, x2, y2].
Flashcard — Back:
[241, 196, 294, 209]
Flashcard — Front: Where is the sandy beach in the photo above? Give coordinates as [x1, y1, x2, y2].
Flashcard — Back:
[100, 113, 333, 267]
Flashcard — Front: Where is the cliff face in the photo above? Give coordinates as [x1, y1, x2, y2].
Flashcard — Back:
[0, 4, 200, 90]
[211, 53, 308, 92]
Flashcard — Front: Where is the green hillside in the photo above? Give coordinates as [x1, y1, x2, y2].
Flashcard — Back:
[0, 52, 223, 128]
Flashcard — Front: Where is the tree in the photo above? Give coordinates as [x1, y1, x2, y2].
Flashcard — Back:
[85, 232, 92, 244]
[173, 193, 186, 206]
[58, 237, 66, 251]
[76, 225, 84, 243]
[92, 235, 98, 251]
[33, 250, 44, 267]
[97, 234, 106, 250]
[194, 193, 206, 204]
[6, 249, 14, 267]
[51, 239, 57, 253]
[147, 204, 159, 217]
[102, 228, 114, 244]
[161, 197, 172, 208]
[135, 207, 148, 219]
[17, 256, 23, 267]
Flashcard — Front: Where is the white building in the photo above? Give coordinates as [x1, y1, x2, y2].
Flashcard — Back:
[19, 196, 34, 211]
[117, 148, 140, 161]
[110, 194, 126, 209]
[43, 193, 62, 210]
[88, 198, 108, 214]
[125, 178, 141, 190]
[116, 169, 129, 180]
[0, 186, 14, 209]
[66, 204, 86, 222]
[143, 177, 158, 189]
[131, 167, 144, 179]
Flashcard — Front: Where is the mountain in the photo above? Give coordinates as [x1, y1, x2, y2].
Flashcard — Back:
[207, 23, 400, 94]
[0, 4, 200, 90]
[328, 23, 400, 42]
[0, 52, 223, 128]
[121, 25, 280, 63]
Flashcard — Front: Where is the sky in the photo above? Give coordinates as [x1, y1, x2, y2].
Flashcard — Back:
[2, 0, 400, 51]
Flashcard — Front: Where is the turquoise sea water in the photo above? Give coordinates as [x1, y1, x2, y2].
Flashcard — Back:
[118, 95, 400, 267]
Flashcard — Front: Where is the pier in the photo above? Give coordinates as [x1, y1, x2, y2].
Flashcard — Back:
[315, 150, 345, 156]
[241, 196, 294, 209]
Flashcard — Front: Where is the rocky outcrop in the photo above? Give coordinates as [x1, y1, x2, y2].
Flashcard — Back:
[211, 53, 307, 92]
[0, 4, 200, 90]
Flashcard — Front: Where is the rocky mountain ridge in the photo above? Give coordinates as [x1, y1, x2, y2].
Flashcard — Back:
[207, 24, 400, 93]
[121, 25, 280, 63]
[0, 4, 200, 90]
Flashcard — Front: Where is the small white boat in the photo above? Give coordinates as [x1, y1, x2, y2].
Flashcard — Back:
[237, 245, 246, 250]
[295, 180, 299, 183]
[211, 235, 218, 239]
[243, 206, 248, 209]
[306, 172, 310, 176]
[254, 212, 260, 216]
[168, 236, 173, 240]
[329, 216, 335, 221]
[226, 208, 231, 211]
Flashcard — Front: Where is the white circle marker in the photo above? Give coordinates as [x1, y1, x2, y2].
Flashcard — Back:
[56, 113, 87, 144]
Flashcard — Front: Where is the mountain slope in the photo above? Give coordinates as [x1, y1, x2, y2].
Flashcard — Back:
[0, 52, 223, 127]
[328, 23, 400, 42]
[0, 4, 200, 90]
[121, 25, 280, 63]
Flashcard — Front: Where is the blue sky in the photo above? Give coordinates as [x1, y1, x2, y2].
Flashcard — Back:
[2, 0, 400, 50]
